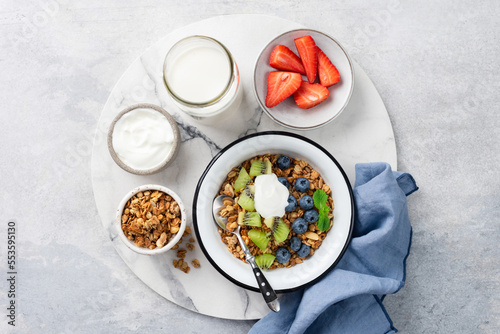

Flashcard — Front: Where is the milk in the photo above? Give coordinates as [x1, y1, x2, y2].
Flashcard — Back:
[163, 36, 241, 119]
[166, 45, 231, 104]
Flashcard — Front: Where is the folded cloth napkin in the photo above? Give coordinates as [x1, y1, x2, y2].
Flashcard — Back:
[249, 162, 418, 334]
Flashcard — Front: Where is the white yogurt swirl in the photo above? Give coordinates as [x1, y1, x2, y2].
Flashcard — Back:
[112, 108, 174, 170]
[254, 174, 289, 219]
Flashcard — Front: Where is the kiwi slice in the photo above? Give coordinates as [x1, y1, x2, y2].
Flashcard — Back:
[238, 212, 262, 227]
[248, 229, 269, 251]
[234, 167, 251, 192]
[249, 160, 272, 177]
[254, 254, 276, 270]
[264, 217, 271, 229]
[272, 221, 290, 243]
[263, 216, 278, 229]
[264, 217, 290, 244]
[237, 185, 255, 211]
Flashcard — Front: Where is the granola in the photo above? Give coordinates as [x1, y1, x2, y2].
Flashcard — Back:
[171, 226, 200, 273]
[121, 190, 182, 250]
[217, 154, 334, 270]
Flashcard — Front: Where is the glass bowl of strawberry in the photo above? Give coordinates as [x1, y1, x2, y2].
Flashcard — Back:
[253, 29, 354, 130]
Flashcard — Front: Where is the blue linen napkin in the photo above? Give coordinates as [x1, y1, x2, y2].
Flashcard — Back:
[250, 162, 418, 334]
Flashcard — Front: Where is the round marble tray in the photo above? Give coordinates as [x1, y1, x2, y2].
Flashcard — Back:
[91, 14, 397, 320]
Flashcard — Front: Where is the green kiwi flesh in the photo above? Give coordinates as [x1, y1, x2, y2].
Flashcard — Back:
[264, 217, 290, 243]
[249, 160, 272, 177]
[248, 229, 269, 251]
[234, 167, 251, 192]
[238, 212, 262, 227]
[254, 254, 276, 270]
[237, 185, 255, 211]
[273, 221, 290, 243]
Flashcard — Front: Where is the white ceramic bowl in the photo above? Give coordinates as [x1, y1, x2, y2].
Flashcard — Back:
[108, 103, 181, 175]
[116, 184, 187, 255]
[253, 29, 354, 130]
[193, 132, 354, 292]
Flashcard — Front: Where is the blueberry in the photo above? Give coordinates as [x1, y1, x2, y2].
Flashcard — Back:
[299, 195, 314, 210]
[275, 247, 291, 263]
[294, 177, 310, 193]
[292, 218, 308, 235]
[304, 209, 319, 223]
[290, 237, 301, 251]
[285, 194, 297, 212]
[278, 176, 289, 188]
[297, 243, 311, 257]
[277, 155, 291, 170]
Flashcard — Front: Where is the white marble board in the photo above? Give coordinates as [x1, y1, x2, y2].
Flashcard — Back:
[90, 14, 397, 320]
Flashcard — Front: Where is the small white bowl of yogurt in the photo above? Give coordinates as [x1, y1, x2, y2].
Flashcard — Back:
[107, 103, 180, 175]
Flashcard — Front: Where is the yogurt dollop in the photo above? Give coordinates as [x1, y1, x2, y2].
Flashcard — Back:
[112, 108, 174, 170]
[254, 174, 289, 219]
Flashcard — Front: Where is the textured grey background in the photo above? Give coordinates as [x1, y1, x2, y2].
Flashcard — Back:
[1, 0, 499, 333]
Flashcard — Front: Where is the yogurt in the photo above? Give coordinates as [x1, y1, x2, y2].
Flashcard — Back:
[166, 39, 231, 104]
[254, 174, 290, 219]
[112, 108, 174, 170]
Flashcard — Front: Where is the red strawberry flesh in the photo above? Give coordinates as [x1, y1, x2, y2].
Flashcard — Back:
[293, 81, 330, 109]
[269, 45, 306, 74]
[265, 71, 302, 108]
[294, 36, 317, 83]
[317, 47, 341, 87]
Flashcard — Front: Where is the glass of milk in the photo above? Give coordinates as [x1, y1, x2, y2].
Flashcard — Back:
[163, 36, 241, 120]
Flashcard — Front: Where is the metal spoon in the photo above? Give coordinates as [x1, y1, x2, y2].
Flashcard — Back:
[213, 195, 280, 312]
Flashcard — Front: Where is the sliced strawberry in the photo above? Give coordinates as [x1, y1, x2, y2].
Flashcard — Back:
[293, 81, 330, 109]
[269, 45, 306, 74]
[317, 47, 341, 87]
[294, 36, 317, 83]
[265, 71, 302, 108]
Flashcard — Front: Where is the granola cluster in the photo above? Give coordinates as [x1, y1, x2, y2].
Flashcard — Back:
[121, 190, 182, 249]
[218, 154, 334, 270]
[171, 226, 201, 274]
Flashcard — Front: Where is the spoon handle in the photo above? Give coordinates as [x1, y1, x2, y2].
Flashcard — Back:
[235, 233, 280, 312]
[248, 257, 280, 312]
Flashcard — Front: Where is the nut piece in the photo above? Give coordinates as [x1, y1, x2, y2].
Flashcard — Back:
[174, 259, 191, 274]
[223, 183, 235, 197]
[156, 232, 168, 248]
[305, 231, 319, 240]
[177, 249, 187, 259]
[183, 226, 192, 236]
[192, 259, 201, 268]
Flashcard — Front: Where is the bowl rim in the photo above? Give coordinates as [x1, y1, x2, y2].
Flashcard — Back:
[115, 184, 187, 255]
[192, 131, 354, 293]
[253, 28, 355, 130]
[107, 103, 180, 175]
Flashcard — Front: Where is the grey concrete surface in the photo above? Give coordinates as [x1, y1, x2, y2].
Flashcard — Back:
[0, 0, 499, 333]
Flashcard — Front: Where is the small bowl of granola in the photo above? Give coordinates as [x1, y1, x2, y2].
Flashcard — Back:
[193, 131, 354, 292]
[116, 184, 186, 255]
